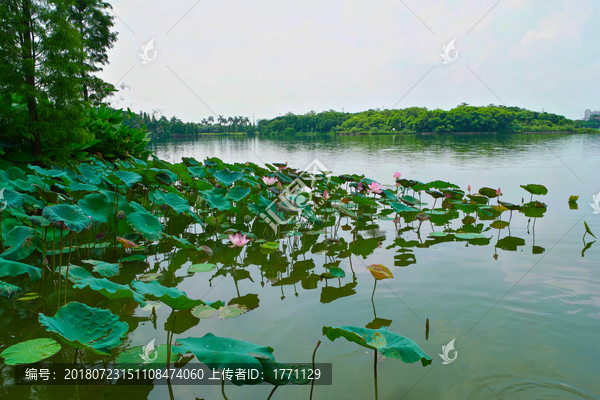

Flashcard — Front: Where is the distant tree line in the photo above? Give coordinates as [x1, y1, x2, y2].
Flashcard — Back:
[123, 112, 257, 138]
[256, 104, 594, 135]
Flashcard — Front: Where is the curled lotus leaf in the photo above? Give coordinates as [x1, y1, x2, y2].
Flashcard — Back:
[126, 212, 164, 241]
[73, 277, 146, 306]
[42, 204, 92, 233]
[366, 264, 394, 280]
[0, 259, 42, 281]
[39, 302, 129, 356]
[322, 325, 432, 367]
[131, 280, 204, 310]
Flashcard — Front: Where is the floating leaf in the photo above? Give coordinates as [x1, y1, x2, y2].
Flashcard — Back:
[55, 264, 92, 283]
[115, 344, 173, 369]
[39, 302, 128, 356]
[322, 326, 432, 366]
[139, 272, 163, 282]
[260, 242, 279, 250]
[0, 338, 61, 365]
[188, 263, 216, 273]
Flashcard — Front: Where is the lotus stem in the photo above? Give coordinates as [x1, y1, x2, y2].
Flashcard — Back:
[374, 349, 379, 400]
[73, 348, 79, 365]
[0, 213, 4, 251]
[221, 375, 229, 400]
[371, 280, 377, 303]
[310, 340, 321, 400]
[64, 233, 73, 304]
[57, 229, 64, 311]
[167, 310, 177, 367]
[267, 385, 279, 400]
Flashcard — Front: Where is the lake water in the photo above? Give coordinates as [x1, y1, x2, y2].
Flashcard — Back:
[149, 134, 600, 400]
[2, 133, 599, 400]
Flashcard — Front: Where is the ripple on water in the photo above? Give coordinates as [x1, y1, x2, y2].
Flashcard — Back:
[454, 374, 598, 400]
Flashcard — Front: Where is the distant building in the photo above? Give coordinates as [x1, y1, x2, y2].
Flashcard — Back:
[584, 109, 600, 120]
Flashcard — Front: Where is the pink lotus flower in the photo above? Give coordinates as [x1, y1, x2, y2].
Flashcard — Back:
[245, 161, 249, 166]
[467, 185, 471, 192]
[367, 182, 383, 194]
[357, 182, 363, 191]
[262, 176, 278, 186]
[323, 190, 330, 200]
[496, 188, 502, 196]
[277, 181, 282, 190]
[393, 172, 401, 179]
[278, 161, 288, 171]
[229, 233, 250, 247]
[395, 182, 401, 187]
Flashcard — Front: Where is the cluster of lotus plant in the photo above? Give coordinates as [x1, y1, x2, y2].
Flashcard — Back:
[0, 154, 551, 398]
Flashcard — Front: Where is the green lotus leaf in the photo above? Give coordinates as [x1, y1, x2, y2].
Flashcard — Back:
[131, 280, 204, 310]
[78, 193, 114, 224]
[0, 226, 39, 261]
[55, 264, 92, 283]
[490, 220, 510, 229]
[478, 187, 499, 198]
[322, 326, 432, 366]
[496, 236, 526, 251]
[520, 184, 548, 196]
[260, 242, 279, 250]
[79, 164, 102, 185]
[188, 263, 216, 273]
[0, 259, 42, 280]
[120, 255, 147, 262]
[113, 170, 142, 187]
[213, 170, 244, 187]
[0, 338, 61, 365]
[82, 260, 119, 277]
[42, 204, 92, 233]
[153, 192, 189, 214]
[28, 165, 67, 179]
[187, 166, 206, 178]
[164, 234, 195, 249]
[150, 168, 178, 185]
[352, 194, 377, 207]
[126, 212, 164, 241]
[0, 281, 22, 299]
[73, 277, 146, 306]
[390, 202, 419, 213]
[28, 216, 50, 227]
[497, 201, 521, 210]
[203, 193, 232, 211]
[66, 182, 98, 192]
[455, 232, 487, 240]
[0, 188, 24, 208]
[429, 231, 450, 237]
[584, 221, 596, 239]
[401, 195, 424, 206]
[174, 334, 274, 385]
[39, 302, 129, 356]
[115, 344, 173, 369]
[426, 180, 460, 190]
[227, 186, 251, 202]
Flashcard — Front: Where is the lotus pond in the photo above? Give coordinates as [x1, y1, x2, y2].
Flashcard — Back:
[1, 133, 600, 400]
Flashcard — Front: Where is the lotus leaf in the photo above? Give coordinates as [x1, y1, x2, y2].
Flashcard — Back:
[366, 264, 393, 280]
[126, 212, 164, 241]
[0, 281, 22, 299]
[74, 278, 146, 306]
[203, 193, 232, 211]
[115, 344, 173, 369]
[42, 204, 92, 233]
[322, 326, 432, 366]
[79, 193, 114, 224]
[213, 170, 244, 187]
[227, 186, 251, 202]
[55, 264, 92, 283]
[174, 334, 274, 385]
[520, 184, 548, 196]
[82, 260, 119, 277]
[0, 338, 61, 365]
[0, 259, 42, 280]
[188, 263, 216, 273]
[131, 280, 204, 310]
[39, 302, 129, 356]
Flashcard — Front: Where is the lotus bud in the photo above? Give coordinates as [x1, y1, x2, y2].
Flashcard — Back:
[393, 172, 401, 179]
[96, 232, 106, 240]
[160, 204, 167, 210]
[496, 188, 502, 196]
[323, 190, 330, 200]
[277, 181, 282, 190]
[467, 185, 471, 192]
[215, 183, 222, 189]
[493, 254, 498, 260]
[43, 257, 48, 266]
[117, 210, 126, 220]
[395, 182, 401, 187]
[245, 161, 249, 166]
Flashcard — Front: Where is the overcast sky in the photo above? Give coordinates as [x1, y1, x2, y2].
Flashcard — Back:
[100, 0, 600, 122]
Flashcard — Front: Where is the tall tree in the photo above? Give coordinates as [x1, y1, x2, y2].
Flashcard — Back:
[68, 0, 117, 105]
[0, 0, 86, 157]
